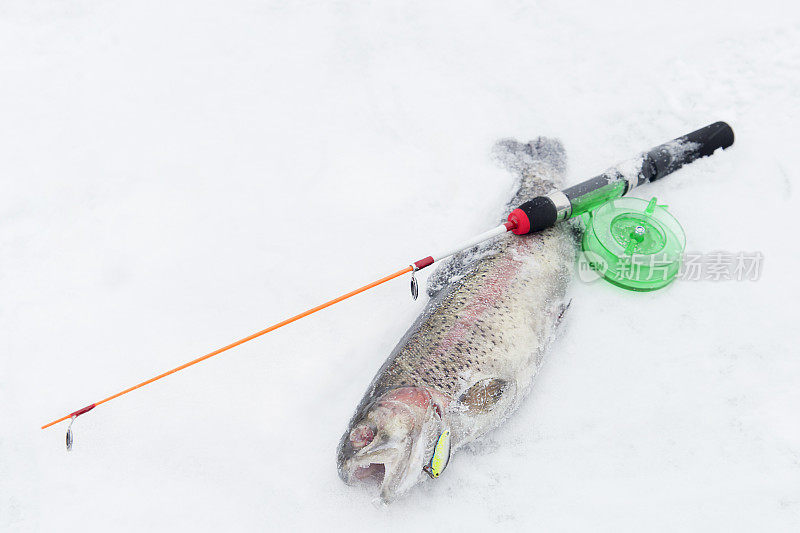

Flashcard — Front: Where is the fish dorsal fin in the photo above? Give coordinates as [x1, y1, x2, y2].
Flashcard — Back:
[459, 378, 508, 413]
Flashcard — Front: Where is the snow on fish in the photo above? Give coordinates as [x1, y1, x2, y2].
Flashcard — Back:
[337, 137, 576, 502]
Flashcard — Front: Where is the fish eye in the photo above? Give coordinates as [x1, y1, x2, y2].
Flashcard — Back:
[349, 424, 375, 449]
[423, 429, 451, 479]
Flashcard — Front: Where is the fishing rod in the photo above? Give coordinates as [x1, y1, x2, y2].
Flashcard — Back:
[42, 121, 734, 448]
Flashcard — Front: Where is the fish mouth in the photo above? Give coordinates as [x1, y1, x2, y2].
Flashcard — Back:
[340, 438, 414, 502]
[352, 463, 386, 485]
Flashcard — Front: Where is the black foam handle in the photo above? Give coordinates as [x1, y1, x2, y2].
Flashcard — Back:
[643, 121, 734, 183]
[514, 196, 557, 233]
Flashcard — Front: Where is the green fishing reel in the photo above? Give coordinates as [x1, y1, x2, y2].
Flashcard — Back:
[581, 197, 686, 291]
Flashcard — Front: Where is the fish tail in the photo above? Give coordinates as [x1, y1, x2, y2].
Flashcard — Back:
[491, 136, 567, 190]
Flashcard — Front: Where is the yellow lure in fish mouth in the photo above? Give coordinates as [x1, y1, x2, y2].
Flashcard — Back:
[423, 429, 451, 479]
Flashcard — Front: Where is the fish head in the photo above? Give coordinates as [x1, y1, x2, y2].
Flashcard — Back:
[337, 387, 450, 503]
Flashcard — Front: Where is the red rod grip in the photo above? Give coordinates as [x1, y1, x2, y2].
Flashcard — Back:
[507, 209, 530, 235]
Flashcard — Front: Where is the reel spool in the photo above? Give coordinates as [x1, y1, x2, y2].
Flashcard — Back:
[581, 197, 685, 291]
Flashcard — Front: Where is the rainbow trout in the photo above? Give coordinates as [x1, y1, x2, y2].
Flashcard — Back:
[337, 137, 575, 502]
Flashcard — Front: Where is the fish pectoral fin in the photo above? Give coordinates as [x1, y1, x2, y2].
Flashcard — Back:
[459, 378, 508, 413]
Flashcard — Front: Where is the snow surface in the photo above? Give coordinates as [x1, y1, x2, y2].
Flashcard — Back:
[2, 1, 799, 531]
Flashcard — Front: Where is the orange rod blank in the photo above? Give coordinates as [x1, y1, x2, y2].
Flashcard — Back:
[41, 265, 413, 430]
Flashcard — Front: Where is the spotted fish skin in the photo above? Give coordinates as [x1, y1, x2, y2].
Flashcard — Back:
[337, 137, 576, 500]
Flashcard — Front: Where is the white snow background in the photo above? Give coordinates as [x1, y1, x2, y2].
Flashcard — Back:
[2, 1, 799, 531]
